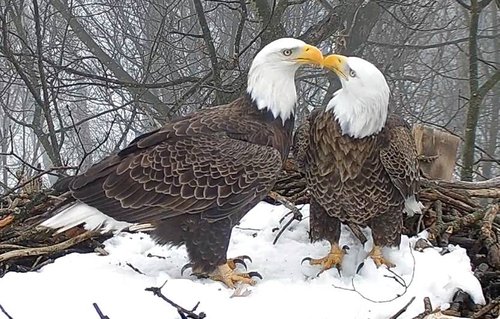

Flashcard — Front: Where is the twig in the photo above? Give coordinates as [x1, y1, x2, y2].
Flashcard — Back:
[410, 297, 435, 319]
[480, 202, 500, 269]
[268, 191, 303, 245]
[331, 243, 416, 303]
[126, 262, 144, 275]
[0, 231, 95, 263]
[93, 303, 110, 319]
[430, 203, 497, 242]
[145, 281, 206, 319]
[389, 296, 416, 319]
[0, 304, 13, 319]
[0, 166, 76, 200]
[421, 177, 500, 190]
[471, 297, 500, 319]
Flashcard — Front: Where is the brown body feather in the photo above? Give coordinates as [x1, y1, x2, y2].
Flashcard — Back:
[67, 94, 294, 272]
[297, 108, 419, 247]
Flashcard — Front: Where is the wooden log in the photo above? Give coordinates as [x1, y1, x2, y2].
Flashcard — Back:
[413, 124, 460, 181]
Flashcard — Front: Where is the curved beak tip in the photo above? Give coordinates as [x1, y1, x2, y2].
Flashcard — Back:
[297, 45, 324, 66]
[324, 54, 348, 80]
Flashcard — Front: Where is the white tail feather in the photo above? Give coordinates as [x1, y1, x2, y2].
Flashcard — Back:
[404, 195, 424, 217]
[41, 203, 133, 234]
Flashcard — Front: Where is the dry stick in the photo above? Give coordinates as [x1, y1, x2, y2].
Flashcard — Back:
[421, 176, 500, 190]
[471, 297, 500, 319]
[126, 262, 144, 275]
[480, 202, 500, 269]
[0, 244, 28, 250]
[410, 297, 435, 319]
[420, 191, 475, 213]
[145, 281, 206, 319]
[0, 166, 76, 200]
[268, 191, 304, 245]
[389, 296, 416, 319]
[466, 188, 500, 198]
[437, 187, 481, 208]
[430, 203, 497, 240]
[331, 243, 416, 304]
[93, 303, 110, 319]
[0, 231, 95, 263]
[0, 304, 13, 319]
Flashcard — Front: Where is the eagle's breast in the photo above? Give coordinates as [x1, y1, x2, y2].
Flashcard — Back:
[306, 109, 402, 223]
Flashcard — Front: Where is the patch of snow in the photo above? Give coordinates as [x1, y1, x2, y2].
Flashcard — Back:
[0, 202, 485, 319]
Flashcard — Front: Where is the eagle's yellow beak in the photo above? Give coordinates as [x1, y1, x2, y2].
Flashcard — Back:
[295, 45, 324, 66]
[324, 54, 349, 80]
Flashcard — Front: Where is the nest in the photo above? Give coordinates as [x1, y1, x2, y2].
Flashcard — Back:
[1, 165, 499, 318]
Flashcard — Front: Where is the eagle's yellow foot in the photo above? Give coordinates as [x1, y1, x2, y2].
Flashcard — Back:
[210, 263, 262, 289]
[302, 244, 347, 275]
[369, 245, 395, 268]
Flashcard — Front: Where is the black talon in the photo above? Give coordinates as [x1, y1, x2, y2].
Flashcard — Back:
[301, 257, 312, 265]
[232, 258, 248, 270]
[248, 271, 263, 280]
[181, 263, 193, 276]
[192, 272, 209, 279]
[237, 255, 252, 263]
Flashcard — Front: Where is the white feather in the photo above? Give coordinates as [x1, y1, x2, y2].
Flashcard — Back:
[41, 203, 133, 234]
[326, 57, 389, 138]
[247, 38, 307, 122]
[404, 195, 424, 217]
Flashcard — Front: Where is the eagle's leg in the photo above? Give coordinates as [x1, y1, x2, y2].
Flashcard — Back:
[368, 245, 395, 268]
[368, 209, 403, 268]
[177, 216, 259, 288]
[304, 197, 344, 273]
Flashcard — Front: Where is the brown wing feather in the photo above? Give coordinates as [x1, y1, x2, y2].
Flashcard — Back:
[379, 115, 420, 199]
[70, 134, 281, 223]
[68, 98, 288, 224]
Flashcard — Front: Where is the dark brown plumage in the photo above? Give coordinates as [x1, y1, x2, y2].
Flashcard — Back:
[71, 96, 294, 273]
[305, 111, 418, 235]
[42, 38, 324, 287]
[298, 54, 420, 270]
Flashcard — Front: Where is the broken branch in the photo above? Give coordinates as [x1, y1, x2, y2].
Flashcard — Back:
[0, 231, 95, 263]
[145, 281, 206, 319]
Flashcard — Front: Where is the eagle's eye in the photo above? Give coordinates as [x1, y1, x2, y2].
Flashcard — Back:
[349, 69, 356, 77]
[282, 49, 293, 56]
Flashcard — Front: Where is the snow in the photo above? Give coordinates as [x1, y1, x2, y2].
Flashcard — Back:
[0, 202, 485, 319]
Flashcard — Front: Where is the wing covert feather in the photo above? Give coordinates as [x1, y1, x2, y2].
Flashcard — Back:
[69, 134, 282, 223]
[379, 115, 420, 199]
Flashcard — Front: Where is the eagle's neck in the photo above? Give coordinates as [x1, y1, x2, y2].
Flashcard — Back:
[246, 63, 298, 124]
[239, 94, 295, 160]
[326, 86, 389, 139]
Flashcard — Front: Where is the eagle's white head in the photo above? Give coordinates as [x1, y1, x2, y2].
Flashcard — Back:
[324, 55, 390, 138]
[247, 38, 323, 122]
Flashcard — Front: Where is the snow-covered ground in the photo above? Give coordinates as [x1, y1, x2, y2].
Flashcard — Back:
[0, 202, 485, 319]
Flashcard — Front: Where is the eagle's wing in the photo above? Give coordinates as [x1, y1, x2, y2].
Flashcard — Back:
[291, 120, 310, 173]
[292, 108, 323, 172]
[69, 132, 282, 223]
[379, 115, 420, 200]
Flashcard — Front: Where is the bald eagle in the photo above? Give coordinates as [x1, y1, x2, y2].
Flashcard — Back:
[297, 55, 421, 271]
[41, 38, 323, 287]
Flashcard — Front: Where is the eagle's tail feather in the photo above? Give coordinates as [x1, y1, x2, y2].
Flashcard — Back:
[404, 195, 424, 217]
[40, 202, 149, 234]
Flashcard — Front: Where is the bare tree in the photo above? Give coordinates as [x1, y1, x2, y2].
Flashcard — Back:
[0, 0, 499, 193]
